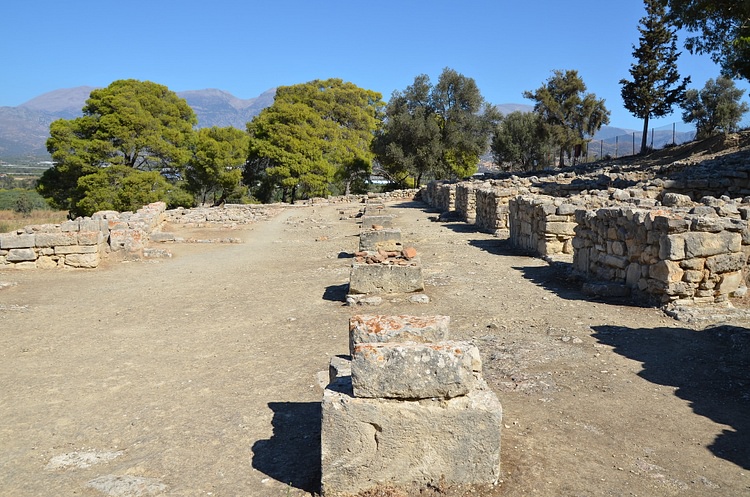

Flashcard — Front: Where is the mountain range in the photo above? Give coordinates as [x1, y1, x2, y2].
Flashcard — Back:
[0, 86, 692, 162]
[0, 87, 277, 160]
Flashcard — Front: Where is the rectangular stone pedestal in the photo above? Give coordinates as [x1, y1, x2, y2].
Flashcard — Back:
[321, 377, 502, 496]
[348, 315, 450, 355]
[349, 261, 424, 294]
[359, 228, 402, 252]
[360, 215, 394, 228]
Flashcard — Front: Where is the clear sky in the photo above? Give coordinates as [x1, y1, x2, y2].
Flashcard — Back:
[3, 0, 748, 131]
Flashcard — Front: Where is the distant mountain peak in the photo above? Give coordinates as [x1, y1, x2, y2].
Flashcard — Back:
[19, 86, 98, 114]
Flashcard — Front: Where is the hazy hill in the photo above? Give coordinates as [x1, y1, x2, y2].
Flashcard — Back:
[0, 87, 277, 161]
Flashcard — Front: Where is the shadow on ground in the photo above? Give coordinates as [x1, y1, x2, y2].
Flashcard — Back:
[592, 324, 750, 470]
[323, 283, 349, 302]
[252, 402, 322, 493]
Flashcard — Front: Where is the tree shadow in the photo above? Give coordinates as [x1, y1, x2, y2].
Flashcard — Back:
[323, 283, 349, 302]
[592, 324, 750, 469]
[251, 402, 322, 493]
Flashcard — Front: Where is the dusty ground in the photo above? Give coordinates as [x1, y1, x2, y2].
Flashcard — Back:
[1, 200, 749, 497]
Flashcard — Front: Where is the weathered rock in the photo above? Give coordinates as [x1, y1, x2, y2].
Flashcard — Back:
[64, 253, 100, 268]
[349, 261, 424, 295]
[0, 233, 35, 249]
[351, 341, 480, 399]
[321, 377, 502, 496]
[359, 228, 402, 252]
[6, 248, 36, 262]
[349, 314, 450, 355]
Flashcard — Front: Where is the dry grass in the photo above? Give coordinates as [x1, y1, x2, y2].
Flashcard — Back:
[0, 210, 69, 234]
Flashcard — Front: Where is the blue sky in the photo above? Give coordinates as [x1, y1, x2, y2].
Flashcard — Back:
[4, 0, 748, 131]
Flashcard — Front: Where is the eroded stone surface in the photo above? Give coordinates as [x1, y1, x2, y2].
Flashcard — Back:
[349, 315, 450, 355]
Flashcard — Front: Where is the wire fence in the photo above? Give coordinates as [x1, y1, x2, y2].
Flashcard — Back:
[585, 122, 696, 162]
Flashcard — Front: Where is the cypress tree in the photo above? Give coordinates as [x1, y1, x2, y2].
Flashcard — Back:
[620, 0, 690, 154]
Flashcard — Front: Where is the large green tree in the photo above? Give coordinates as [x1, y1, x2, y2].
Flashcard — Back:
[491, 111, 550, 171]
[524, 70, 610, 167]
[680, 76, 749, 139]
[245, 79, 383, 203]
[621, 0, 690, 154]
[39, 79, 197, 216]
[372, 68, 498, 185]
[659, 0, 750, 81]
[185, 126, 249, 205]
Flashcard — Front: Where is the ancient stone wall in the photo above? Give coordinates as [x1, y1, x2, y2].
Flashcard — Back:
[436, 183, 456, 213]
[509, 196, 580, 256]
[573, 200, 750, 304]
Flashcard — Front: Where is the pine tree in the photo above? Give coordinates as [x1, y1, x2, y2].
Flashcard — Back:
[620, 0, 690, 154]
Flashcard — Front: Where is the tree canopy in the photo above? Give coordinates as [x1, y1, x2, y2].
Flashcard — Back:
[372, 68, 498, 185]
[39, 79, 197, 216]
[621, 0, 690, 154]
[245, 79, 383, 203]
[659, 0, 750, 81]
[185, 126, 249, 205]
[491, 111, 550, 171]
[680, 76, 749, 139]
[524, 70, 610, 166]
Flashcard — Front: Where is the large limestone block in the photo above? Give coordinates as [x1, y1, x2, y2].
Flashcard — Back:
[349, 262, 424, 295]
[683, 232, 741, 258]
[321, 378, 502, 496]
[360, 215, 395, 229]
[349, 315, 450, 355]
[64, 253, 100, 268]
[54, 244, 98, 255]
[351, 341, 481, 399]
[0, 233, 35, 249]
[6, 248, 36, 262]
[34, 231, 78, 248]
[359, 228, 402, 252]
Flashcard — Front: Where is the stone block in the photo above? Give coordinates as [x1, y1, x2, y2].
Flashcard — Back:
[54, 245, 99, 255]
[361, 215, 394, 229]
[0, 233, 35, 249]
[64, 253, 100, 268]
[662, 192, 693, 207]
[650, 260, 684, 284]
[60, 219, 80, 232]
[329, 356, 352, 383]
[705, 252, 747, 273]
[149, 232, 176, 243]
[351, 341, 480, 400]
[683, 232, 741, 258]
[36, 256, 58, 269]
[545, 222, 577, 236]
[359, 229, 402, 252]
[78, 231, 104, 245]
[349, 315, 450, 355]
[349, 261, 424, 295]
[659, 234, 686, 260]
[321, 378, 502, 496]
[34, 231, 78, 248]
[6, 248, 36, 262]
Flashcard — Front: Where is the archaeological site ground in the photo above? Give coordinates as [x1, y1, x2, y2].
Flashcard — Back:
[2, 133, 750, 496]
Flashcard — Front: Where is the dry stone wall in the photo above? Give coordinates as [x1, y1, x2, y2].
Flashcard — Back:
[573, 199, 750, 304]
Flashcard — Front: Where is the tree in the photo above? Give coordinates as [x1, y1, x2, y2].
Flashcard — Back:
[75, 166, 193, 217]
[185, 126, 249, 205]
[680, 76, 749, 139]
[491, 111, 550, 171]
[659, 0, 750, 81]
[524, 70, 610, 166]
[245, 79, 383, 203]
[621, 0, 690, 154]
[372, 68, 498, 185]
[371, 75, 443, 187]
[38, 79, 197, 216]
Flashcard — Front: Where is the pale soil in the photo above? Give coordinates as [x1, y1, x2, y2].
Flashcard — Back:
[1, 200, 749, 497]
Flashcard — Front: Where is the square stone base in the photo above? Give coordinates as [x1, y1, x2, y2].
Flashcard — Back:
[349, 262, 424, 294]
[321, 377, 502, 496]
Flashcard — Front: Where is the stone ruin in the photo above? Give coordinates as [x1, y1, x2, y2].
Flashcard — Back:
[321, 315, 503, 496]
[348, 200, 425, 299]
[420, 140, 750, 311]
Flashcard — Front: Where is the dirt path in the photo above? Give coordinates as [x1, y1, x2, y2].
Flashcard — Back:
[1, 201, 748, 496]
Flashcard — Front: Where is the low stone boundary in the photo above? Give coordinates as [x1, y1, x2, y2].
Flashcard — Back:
[573, 201, 750, 304]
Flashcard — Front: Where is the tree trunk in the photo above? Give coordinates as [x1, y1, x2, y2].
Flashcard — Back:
[640, 115, 650, 154]
[558, 147, 565, 168]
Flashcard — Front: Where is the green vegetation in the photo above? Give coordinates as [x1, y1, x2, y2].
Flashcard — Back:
[680, 76, 749, 139]
[245, 79, 384, 203]
[524, 70, 610, 167]
[38, 79, 199, 217]
[186, 126, 250, 205]
[372, 68, 498, 186]
[660, 0, 750, 81]
[621, 0, 690, 154]
[491, 112, 550, 171]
